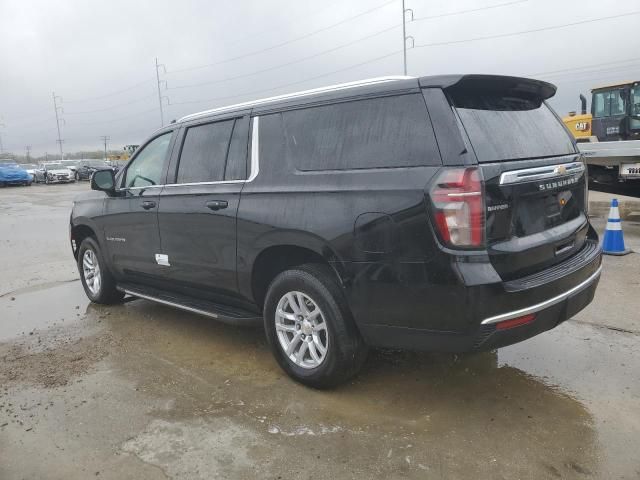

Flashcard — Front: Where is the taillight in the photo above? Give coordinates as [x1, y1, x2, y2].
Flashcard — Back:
[429, 167, 485, 248]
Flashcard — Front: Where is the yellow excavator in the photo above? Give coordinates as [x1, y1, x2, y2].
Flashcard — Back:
[562, 81, 640, 185]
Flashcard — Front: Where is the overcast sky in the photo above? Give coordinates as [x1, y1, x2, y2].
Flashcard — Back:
[1, 0, 640, 156]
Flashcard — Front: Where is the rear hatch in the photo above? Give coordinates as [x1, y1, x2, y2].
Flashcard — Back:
[447, 76, 589, 280]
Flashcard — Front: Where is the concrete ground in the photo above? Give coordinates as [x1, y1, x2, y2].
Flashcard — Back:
[1, 182, 639, 480]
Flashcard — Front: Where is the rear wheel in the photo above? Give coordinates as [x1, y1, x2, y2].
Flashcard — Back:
[264, 264, 367, 388]
[77, 237, 124, 304]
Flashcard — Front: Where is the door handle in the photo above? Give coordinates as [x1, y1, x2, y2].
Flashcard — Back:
[206, 200, 228, 211]
[141, 200, 157, 210]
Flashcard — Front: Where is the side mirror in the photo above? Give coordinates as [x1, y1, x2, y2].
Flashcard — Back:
[91, 169, 116, 195]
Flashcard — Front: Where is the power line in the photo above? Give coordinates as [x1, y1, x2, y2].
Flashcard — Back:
[168, 24, 401, 91]
[168, 49, 403, 107]
[413, 11, 640, 50]
[63, 78, 155, 104]
[530, 57, 640, 77]
[64, 94, 157, 115]
[75, 107, 159, 126]
[412, 0, 528, 22]
[166, 0, 399, 75]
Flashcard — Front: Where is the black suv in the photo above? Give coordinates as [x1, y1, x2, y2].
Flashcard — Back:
[70, 75, 602, 388]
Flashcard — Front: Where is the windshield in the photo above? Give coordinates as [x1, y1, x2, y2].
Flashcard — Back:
[632, 85, 640, 116]
[593, 88, 627, 118]
[46, 163, 64, 169]
[450, 92, 575, 162]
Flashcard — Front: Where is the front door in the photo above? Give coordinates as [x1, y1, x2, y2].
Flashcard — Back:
[157, 115, 250, 302]
[102, 131, 174, 282]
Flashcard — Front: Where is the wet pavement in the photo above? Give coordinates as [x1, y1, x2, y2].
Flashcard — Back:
[1, 183, 639, 479]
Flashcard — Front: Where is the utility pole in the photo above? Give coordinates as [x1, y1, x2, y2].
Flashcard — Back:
[155, 57, 166, 127]
[25, 145, 32, 163]
[100, 135, 110, 162]
[52, 92, 64, 160]
[402, 0, 414, 76]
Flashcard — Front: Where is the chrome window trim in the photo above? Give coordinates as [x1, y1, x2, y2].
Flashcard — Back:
[122, 116, 260, 191]
[480, 266, 602, 325]
[499, 161, 585, 185]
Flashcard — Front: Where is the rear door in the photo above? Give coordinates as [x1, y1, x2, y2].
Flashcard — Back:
[446, 79, 588, 280]
[156, 113, 251, 302]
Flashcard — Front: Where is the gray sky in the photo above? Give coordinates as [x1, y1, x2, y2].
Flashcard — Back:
[1, 0, 640, 156]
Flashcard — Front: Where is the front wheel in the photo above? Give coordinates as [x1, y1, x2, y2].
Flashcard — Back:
[264, 264, 367, 388]
[77, 237, 124, 304]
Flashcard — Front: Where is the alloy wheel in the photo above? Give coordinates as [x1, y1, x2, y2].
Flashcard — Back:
[82, 249, 102, 295]
[275, 291, 329, 369]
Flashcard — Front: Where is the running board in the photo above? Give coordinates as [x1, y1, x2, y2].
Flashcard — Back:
[117, 283, 262, 327]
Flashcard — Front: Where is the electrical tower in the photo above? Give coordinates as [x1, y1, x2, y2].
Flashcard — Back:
[155, 57, 168, 127]
[100, 135, 110, 162]
[52, 92, 64, 160]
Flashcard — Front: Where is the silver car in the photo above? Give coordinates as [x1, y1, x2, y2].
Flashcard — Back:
[34, 162, 75, 184]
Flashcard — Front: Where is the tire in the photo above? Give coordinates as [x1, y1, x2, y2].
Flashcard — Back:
[77, 237, 124, 304]
[263, 264, 367, 388]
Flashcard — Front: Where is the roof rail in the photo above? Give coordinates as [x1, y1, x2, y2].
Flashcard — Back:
[178, 76, 415, 123]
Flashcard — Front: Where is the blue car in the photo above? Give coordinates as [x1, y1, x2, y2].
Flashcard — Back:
[0, 163, 33, 187]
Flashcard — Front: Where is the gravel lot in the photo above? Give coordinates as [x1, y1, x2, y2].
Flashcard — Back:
[1, 182, 639, 479]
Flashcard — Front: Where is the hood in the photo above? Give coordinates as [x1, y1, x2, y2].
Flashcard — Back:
[47, 168, 72, 175]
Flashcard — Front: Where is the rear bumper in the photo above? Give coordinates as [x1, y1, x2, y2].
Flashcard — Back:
[352, 239, 602, 352]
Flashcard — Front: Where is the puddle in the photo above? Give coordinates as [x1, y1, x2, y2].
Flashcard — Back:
[0, 281, 89, 341]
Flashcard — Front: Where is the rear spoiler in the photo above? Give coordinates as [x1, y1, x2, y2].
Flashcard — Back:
[418, 74, 557, 102]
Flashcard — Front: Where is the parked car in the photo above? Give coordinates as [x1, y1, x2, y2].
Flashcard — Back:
[70, 75, 602, 388]
[34, 162, 75, 184]
[61, 160, 78, 177]
[0, 163, 32, 186]
[21, 163, 39, 182]
[75, 161, 113, 181]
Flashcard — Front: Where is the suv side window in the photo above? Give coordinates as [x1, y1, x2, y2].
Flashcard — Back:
[177, 120, 234, 184]
[282, 94, 440, 171]
[225, 117, 250, 181]
[124, 132, 172, 188]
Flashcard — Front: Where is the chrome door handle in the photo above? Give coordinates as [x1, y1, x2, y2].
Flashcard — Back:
[141, 200, 156, 210]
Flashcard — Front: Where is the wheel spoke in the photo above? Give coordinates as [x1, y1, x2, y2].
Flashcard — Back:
[276, 323, 297, 333]
[277, 309, 296, 321]
[314, 322, 327, 331]
[308, 341, 321, 363]
[296, 340, 309, 363]
[313, 335, 326, 355]
[296, 292, 310, 315]
[285, 333, 302, 356]
[286, 293, 301, 315]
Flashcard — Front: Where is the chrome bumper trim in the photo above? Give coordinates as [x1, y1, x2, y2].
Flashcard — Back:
[481, 266, 602, 325]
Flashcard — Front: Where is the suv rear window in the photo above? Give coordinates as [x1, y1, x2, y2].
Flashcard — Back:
[282, 94, 440, 171]
[450, 93, 575, 162]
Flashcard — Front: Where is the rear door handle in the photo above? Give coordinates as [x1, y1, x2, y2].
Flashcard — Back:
[206, 200, 228, 211]
[141, 200, 157, 210]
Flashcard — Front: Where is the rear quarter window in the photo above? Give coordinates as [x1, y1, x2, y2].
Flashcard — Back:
[451, 93, 575, 162]
[282, 94, 441, 171]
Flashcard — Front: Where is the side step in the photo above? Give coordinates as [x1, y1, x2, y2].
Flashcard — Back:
[117, 283, 262, 327]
